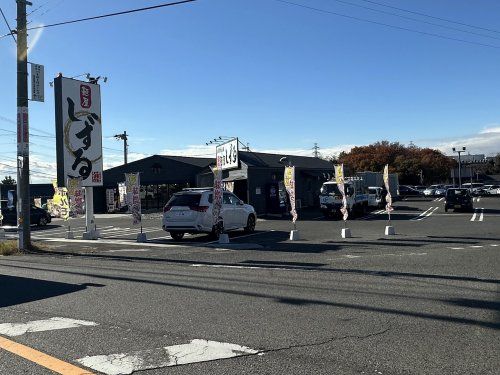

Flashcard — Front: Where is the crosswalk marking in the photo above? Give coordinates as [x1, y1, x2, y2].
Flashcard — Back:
[470, 208, 484, 222]
[77, 339, 260, 375]
[0, 317, 97, 337]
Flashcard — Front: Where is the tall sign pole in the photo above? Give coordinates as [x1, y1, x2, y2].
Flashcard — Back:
[17, 0, 32, 251]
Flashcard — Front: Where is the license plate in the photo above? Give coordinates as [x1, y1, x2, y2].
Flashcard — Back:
[454, 205, 461, 208]
[173, 212, 185, 217]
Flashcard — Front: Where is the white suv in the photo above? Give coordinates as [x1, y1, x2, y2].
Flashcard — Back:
[162, 188, 257, 241]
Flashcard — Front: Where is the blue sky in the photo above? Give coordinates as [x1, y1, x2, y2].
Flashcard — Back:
[1, 0, 500, 182]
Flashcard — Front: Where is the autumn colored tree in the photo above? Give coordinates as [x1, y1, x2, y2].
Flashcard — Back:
[338, 141, 455, 184]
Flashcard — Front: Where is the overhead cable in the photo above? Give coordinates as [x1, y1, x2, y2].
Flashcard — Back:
[273, 0, 500, 49]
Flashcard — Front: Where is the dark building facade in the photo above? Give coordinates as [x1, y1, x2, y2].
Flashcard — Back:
[98, 155, 212, 212]
[196, 152, 334, 215]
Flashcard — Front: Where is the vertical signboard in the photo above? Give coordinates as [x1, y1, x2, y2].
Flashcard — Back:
[54, 76, 103, 187]
[106, 188, 116, 212]
[284, 166, 298, 223]
[30, 63, 44, 102]
[17, 107, 29, 156]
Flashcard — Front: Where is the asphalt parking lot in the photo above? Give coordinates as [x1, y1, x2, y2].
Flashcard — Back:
[1, 196, 499, 375]
[6, 195, 499, 250]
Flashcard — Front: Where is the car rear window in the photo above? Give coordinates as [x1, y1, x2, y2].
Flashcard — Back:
[447, 189, 468, 197]
[167, 193, 201, 207]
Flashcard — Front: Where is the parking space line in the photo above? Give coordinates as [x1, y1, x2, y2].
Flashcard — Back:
[0, 335, 95, 375]
[479, 208, 484, 222]
[204, 230, 274, 245]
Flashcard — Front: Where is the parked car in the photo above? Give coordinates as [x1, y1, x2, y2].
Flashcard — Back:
[444, 188, 473, 212]
[0, 203, 52, 226]
[462, 182, 484, 196]
[162, 188, 256, 240]
[423, 185, 443, 196]
[412, 185, 427, 193]
[398, 185, 421, 197]
[434, 184, 453, 196]
[481, 184, 500, 196]
[368, 186, 383, 208]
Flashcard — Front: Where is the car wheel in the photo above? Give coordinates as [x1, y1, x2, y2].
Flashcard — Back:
[444, 206, 448, 212]
[244, 215, 256, 233]
[38, 216, 48, 226]
[170, 231, 184, 241]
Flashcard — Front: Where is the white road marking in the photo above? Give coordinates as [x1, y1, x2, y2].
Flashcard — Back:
[470, 210, 477, 221]
[344, 255, 361, 258]
[479, 208, 484, 222]
[411, 207, 432, 221]
[203, 230, 274, 245]
[104, 249, 150, 253]
[470, 245, 483, 248]
[414, 206, 438, 221]
[490, 244, 499, 247]
[0, 317, 97, 337]
[477, 197, 481, 202]
[31, 237, 183, 248]
[449, 247, 465, 250]
[77, 339, 260, 375]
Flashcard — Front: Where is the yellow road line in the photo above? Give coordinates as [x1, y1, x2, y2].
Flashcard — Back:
[0, 335, 95, 375]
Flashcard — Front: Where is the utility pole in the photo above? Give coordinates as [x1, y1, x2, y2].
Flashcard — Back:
[17, 0, 32, 251]
[452, 147, 466, 188]
[114, 131, 128, 164]
[313, 143, 320, 158]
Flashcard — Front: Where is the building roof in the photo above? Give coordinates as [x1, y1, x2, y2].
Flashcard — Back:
[239, 151, 333, 169]
[103, 155, 213, 186]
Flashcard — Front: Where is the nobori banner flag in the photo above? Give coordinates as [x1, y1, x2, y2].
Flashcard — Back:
[211, 163, 223, 228]
[383, 164, 393, 213]
[125, 173, 141, 225]
[67, 177, 84, 217]
[54, 76, 103, 187]
[284, 166, 298, 223]
[335, 164, 349, 221]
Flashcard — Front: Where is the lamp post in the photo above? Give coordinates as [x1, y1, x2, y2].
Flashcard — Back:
[452, 147, 466, 188]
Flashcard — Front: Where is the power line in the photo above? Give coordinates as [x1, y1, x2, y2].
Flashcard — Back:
[328, 0, 500, 41]
[273, 0, 500, 50]
[359, 0, 500, 35]
[0, 7, 16, 43]
[1, 0, 197, 39]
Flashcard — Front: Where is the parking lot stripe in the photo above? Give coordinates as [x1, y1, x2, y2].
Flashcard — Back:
[76, 339, 260, 375]
[0, 336, 95, 375]
[470, 245, 483, 248]
[479, 208, 484, 222]
[0, 317, 98, 337]
[470, 210, 478, 221]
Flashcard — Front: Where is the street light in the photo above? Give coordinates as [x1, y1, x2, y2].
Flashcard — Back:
[452, 146, 466, 187]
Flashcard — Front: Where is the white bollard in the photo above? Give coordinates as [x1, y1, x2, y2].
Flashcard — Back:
[289, 230, 300, 241]
[218, 233, 230, 244]
[82, 230, 98, 240]
[341, 228, 352, 238]
[385, 226, 395, 235]
[137, 233, 147, 243]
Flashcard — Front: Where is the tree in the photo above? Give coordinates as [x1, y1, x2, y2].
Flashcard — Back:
[338, 141, 455, 184]
[1, 176, 16, 185]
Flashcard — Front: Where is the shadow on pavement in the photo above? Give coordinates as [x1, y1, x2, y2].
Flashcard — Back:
[0, 275, 98, 308]
[4, 262, 499, 330]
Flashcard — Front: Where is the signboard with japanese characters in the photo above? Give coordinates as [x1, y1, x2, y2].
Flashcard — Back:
[216, 138, 239, 171]
[284, 166, 298, 223]
[30, 63, 44, 102]
[118, 182, 126, 209]
[106, 188, 116, 212]
[67, 177, 84, 217]
[54, 76, 103, 187]
[17, 106, 29, 156]
[125, 173, 141, 225]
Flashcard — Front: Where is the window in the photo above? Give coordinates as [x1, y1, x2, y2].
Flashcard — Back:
[223, 193, 232, 204]
[228, 194, 241, 205]
[167, 193, 201, 207]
